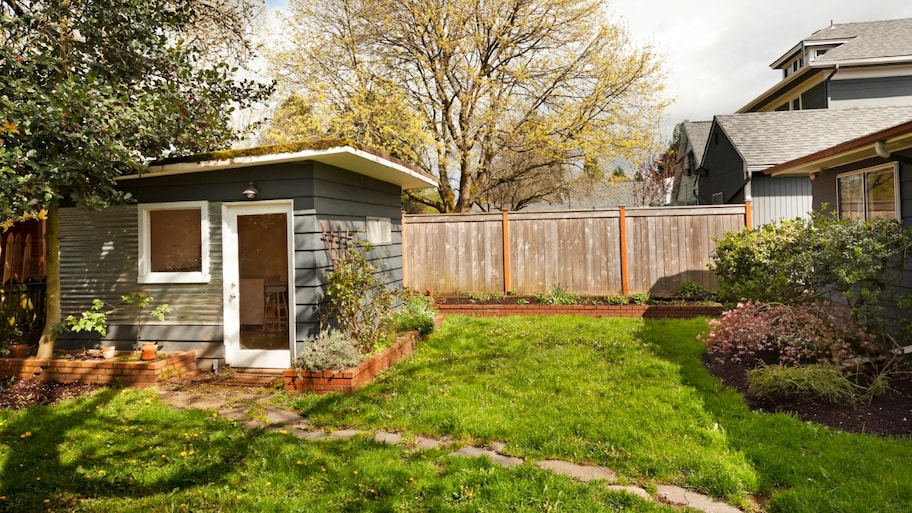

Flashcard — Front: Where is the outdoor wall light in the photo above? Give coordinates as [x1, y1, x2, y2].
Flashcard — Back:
[242, 182, 259, 199]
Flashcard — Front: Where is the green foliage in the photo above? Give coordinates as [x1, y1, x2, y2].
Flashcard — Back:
[463, 291, 503, 303]
[534, 284, 580, 305]
[747, 364, 857, 404]
[631, 292, 650, 305]
[605, 295, 629, 305]
[66, 293, 171, 348]
[321, 240, 398, 353]
[710, 211, 911, 341]
[0, 1, 273, 218]
[293, 330, 361, 371]
[393, 295, 436, 335]
[676, 281, 715, 302]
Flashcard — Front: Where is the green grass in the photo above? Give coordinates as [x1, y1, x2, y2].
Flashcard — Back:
[287, 316, 912, 511]
[0, 387, 675, 512]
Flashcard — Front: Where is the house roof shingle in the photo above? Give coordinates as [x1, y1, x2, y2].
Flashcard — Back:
[714, 106, 912, 172]
[805, 18, 912, 63]
[681, 120, 712, 165]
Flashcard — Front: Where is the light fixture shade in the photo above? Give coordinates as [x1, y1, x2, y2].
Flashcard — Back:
[242, 182, 259, 199]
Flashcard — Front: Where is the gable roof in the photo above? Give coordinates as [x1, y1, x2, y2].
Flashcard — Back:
[799, 18, 912, 65]
[714, 106, 912, 173]
[120, 140, 438, 190]
[679, 121, 712, 165]
[764, 119, 912, 177]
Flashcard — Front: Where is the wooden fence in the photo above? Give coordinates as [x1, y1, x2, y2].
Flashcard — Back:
[402, 203, 749, 296]
[0, 219, 47, 337]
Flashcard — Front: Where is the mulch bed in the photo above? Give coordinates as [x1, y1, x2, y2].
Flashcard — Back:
[0, 377, 103, 410]
[705, 355, 912, 437]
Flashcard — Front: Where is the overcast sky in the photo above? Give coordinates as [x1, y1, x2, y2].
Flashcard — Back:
[263, 0, 912, 139]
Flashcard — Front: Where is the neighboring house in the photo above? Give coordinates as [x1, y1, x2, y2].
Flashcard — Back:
[740, 18, 912, 113]
[763, 118, 912, 316]
[57, 142, 437, 371]
[671, 120, 712, 206]
[699, 106, 912, 226]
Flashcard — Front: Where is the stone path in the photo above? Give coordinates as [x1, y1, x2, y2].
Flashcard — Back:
[158, 387, 745, 513]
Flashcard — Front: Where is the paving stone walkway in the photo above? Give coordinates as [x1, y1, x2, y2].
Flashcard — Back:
[158, 386, 744, 513]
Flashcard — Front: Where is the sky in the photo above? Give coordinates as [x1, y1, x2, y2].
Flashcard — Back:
[263, 0, 912, 139]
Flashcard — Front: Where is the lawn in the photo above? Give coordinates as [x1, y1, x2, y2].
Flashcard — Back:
[1, 316, 911, 512]
[288, 316, 912, 512]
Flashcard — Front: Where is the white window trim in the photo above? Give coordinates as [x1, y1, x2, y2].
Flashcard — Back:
[138, 201, 211, 284]
[836, 162, 901, 221]
[366, 216, 392, 245]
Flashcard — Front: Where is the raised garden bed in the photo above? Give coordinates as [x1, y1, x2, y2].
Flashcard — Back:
[284, 331, 420, 394]
[0, 351, 199, 387]
[435, 299, 723, 319]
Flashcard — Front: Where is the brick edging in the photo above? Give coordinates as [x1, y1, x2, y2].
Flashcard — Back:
[434, 303, 723, 319]
[284, 331, 420, 394]
[0, 351, 199, 387]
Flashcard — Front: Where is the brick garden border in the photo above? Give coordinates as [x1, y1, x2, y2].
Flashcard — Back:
[0, 351, 199, 388]
[435, 303, 724, 319]
[284, 331, 420, 394]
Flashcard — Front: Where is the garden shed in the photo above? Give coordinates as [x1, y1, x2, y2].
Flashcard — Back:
[56, 142, 436, 370]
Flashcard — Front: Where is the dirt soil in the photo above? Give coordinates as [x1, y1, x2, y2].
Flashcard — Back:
[0, 378, 104, 410]
[705, 355, 912, 437]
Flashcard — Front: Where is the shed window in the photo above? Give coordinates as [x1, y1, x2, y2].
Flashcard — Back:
[138, 201, 210, 283]
[837, 163, 899, 221]
[366, 217, 392, 245]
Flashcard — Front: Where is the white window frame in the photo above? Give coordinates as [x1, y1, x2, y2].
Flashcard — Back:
[138, 201, 211, 284]
[366, 216, 392, 245]
[836, 162, 900, 221]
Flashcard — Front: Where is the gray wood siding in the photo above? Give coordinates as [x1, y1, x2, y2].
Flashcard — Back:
[830, 76, 912, 109]
[699, 126, 746, 205]
[801, 82, 828, 110]
[59, 203, 224, 347]
[751, 174, 812, 226]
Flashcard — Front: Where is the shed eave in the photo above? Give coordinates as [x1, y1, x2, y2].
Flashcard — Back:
[119, 146, 438, 189]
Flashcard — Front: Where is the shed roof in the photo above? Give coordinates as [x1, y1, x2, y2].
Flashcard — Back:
[714, 106, 912, 173]
[120, 140, 438, 190]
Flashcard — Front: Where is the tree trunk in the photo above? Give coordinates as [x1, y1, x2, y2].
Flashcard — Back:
[36, 203, 60, 359]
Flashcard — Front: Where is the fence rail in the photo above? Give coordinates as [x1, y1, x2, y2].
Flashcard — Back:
[403, 204, 748, 296]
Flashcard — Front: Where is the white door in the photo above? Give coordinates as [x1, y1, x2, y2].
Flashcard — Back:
[223, 201, 295, 369]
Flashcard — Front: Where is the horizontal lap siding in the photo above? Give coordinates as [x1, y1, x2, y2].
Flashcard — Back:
[404, 206, 745, 296]
[59, 203, 224, 342]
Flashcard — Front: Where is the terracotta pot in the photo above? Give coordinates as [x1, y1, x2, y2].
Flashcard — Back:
[140, 342, 158, 361]
[9, 344, 28, 359]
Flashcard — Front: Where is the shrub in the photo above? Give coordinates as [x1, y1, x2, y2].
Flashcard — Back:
[702, 300, 873, 367]
[394, 295, 436, 335]
[321, 240, 399, 353]
[534, 284, 580, 305]
[294, 330, 361, 372]
[605, 295, 629, 305]
[747, 364, 857, 404]
[676, 281, 715, 302]
[630, 292, 650, 305]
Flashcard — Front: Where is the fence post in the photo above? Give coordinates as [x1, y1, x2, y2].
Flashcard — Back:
[744, 199, 753, 230]
[401, 211, 408, 287]
[502, 211, 511, 294]
[619, 206, 629, 296]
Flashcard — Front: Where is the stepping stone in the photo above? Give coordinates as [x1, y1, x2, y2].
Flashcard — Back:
[262, 407, 308, 426]
[219, 407, 252, 423]
[605, 485, 653, 502]
[535, 460, 617, 482]
[489, 441, 507, 452]
[328, 429, 363, 440]
[374, 431, 403, 445]
[159, 391, 231, 410]
[656, 485, 743, 513]
[451, 446, 524, 467]
[413, 436, 448, 450]
[292, 428, 327, 441]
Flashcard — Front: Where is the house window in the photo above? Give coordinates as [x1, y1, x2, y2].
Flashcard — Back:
[712, 192, 724, 205]
[791, 98, 801, 110]
[837, 163, 899, 221]
[138, 201, 210, 283]
[366, 217, 392, 245]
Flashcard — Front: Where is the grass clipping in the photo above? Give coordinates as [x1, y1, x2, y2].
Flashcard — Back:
[747, 364, 857, 404]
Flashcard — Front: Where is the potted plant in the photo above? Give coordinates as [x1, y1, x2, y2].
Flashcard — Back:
[66, 293, 171, 359]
